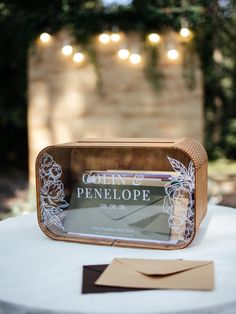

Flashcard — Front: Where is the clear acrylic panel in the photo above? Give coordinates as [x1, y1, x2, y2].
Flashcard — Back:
[37, 145, 195, 247]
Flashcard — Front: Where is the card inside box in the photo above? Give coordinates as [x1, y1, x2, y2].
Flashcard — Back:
[64, 172, 173, 243]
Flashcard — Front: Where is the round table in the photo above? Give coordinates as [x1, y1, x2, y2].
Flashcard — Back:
[1, 204, 236, 314]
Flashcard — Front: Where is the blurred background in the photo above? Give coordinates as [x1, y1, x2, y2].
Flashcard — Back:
[0, 0, 235, 220]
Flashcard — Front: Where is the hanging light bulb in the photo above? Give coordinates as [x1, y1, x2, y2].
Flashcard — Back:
[61, 44, 73, 56]
[118, 48, 130, 60]
[167, 49, 179, 60]
[129, 53, 142, 64]
[110, 32, 121, 42]
[180, 27, 191, 38]
[39, 32, 51, 43]
[73, 52, 85, 63]
[99, 33, 110, 44]
[110, 26, 121, 43]
[148, 33, 160, 44]
[179, 17, 191, 39]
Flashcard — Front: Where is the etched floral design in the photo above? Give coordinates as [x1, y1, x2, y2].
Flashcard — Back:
[163, 157, 195, 242]
[39, 153, 68, 229]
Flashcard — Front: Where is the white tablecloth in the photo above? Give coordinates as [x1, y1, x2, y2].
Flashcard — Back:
[0, 205, 236, 314]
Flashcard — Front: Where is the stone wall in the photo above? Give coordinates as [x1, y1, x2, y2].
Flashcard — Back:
[28, 30, 203, 183]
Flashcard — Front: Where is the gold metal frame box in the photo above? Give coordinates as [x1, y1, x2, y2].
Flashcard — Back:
[35, 138, 208, 250]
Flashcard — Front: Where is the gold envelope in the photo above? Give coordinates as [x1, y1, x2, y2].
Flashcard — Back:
[95, 258, 214, 291]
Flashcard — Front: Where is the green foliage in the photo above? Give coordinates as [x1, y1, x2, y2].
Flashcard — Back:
[0, 0, 236, 171]
[182, 41, 197, 90]
[225, 119, 236, 158]
[144, 43, 164, 91]
[194, 0, 236, 159]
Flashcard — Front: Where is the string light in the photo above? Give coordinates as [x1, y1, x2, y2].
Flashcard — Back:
[110, 32, 121, 42]
[129, 53, 142, 64]
[37, 28, 188, 67]
[99, 33, 110, 44]
[179, 17, 191, 39]
[167, 49, 179, 60]
[73, 52, 85, 63]
[39, 32, 51, 43]
[180, 27, 191, 38]
[118, 48, 130, 60]
[61, 44, 73, 56]
[148, 33, 160, 44]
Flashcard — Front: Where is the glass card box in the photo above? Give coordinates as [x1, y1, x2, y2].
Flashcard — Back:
[36, 138, 208, 250]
